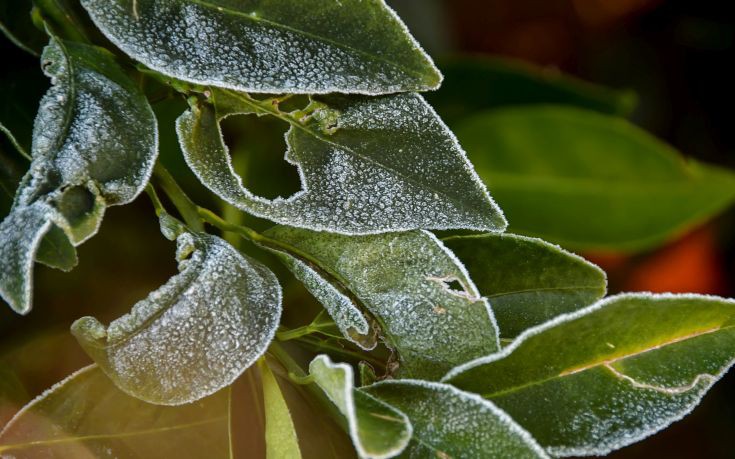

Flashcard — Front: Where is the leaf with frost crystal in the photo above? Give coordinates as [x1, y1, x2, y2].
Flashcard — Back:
[443, 293, 735, 456]
[0, 366, 231, 458]
[364, 380, 548, 458]
[81, 0, 441, 95]
[265, 228, 500, 379]
[444, 233, 607, 338]
[178, 92, 506, 234]
[71, 231, 282, 405]
[260, 361, 302, 459]
[0, 37, 157, 314]
[309, 355, 412, 459]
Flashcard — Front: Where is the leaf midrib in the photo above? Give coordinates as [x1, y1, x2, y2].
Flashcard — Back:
[486, 285, 603, 299]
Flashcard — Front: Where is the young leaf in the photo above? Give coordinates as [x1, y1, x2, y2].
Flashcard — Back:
[260, 361, 302, 459]
[309, 355, 412, 459]
[444, 233, 607, 338]
[0, 37, 157, 314]
[178, 92, 506, 235]
[443, 293, 735, 456]
[264, 228, 500, 380]
[364, 380, 548, 458]
[456, 106, 735, 251]
[0, 366, 231, 457]
[71, 231, 282, 405]
[81, 0, 441, 95]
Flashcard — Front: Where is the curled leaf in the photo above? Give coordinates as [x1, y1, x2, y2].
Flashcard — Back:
[72, 232, 282, 405]
[81, 0, 441, 95]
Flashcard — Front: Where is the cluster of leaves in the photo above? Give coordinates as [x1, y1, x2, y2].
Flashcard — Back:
[1, 1, 735, 458]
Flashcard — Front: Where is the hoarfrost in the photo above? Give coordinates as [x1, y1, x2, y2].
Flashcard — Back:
[81, 0, 441, 95]
[72, 232, 282, 405]
[178, 93, 506, 235]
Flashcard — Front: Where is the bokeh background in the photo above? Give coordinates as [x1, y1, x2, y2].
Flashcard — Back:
[1, 0, 733, 457]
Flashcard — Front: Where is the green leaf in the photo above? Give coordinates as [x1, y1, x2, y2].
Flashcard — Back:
[71, 231, 282, 405]
[456, 106, 735, 251]
[309, 355, 412, 458]
[443, 293, 735, 456]
[0, 37, 157, 314]
[0, 365, 231, 458]
[427, 57, 636, 126]
[444, 233, 606, 338]
[178, 92, 506, 234]
[81, 0, 441, 95]
[364, 380, 548, 458]
[265, 228, 500, 380]
[260, 360, 302, 459]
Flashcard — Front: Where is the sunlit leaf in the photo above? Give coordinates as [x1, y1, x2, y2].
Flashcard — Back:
[179, 91, 506, 235]
[266, 228, 500, 379]
[456, 106, 735, 251]
[443, 293, 735, 456]
[0, 37, 157, 314]
[444, 233, 606, 338]
[71, 231, 282, 405]
[0, 366, 231, 458]
[309, 355, 411, 459]
[81, 0, 441, 95]
[364, 380, 548, 458]
[260, 360, 302, 459]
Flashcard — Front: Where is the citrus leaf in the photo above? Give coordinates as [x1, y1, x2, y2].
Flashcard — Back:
[265, 228, 500, 380]
[81, 0, 441, 95]
[444, 233, 606, 338]
[0, 37, 157, 314]
[456, 106, 735, 251]
[364, 380, 548, 459]
[309, 355, 412, 459]
[443, 293, 735, 456]
[71, 231, 282, 405]
[0, 366, 231, 458]
[178, 92, 506, 234]
[427, 56, 636, 126]
[260, 361, 302, 459]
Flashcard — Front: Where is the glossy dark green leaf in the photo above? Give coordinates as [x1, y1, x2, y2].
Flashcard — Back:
[444, 293, 735, 456]
[265, 228, 500, 380]
[0, 366, 231, 458]
[178, 91, 506, 234]
[81, 0, 441, 95]
[444, 233, 606, 338]
[364, 380, 548, 458]
[0, 37, 157, 314]
[72, 231, 282, 405]
[456, 106, 735, 251]
[427, 57, 636, 126]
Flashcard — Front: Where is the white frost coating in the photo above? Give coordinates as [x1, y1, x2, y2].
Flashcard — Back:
[0, 37, 157, 314]
[71, 232, 282, 405]
[278, 255, 373, 349]
[265, 228, 500, 380]
[80, 0, 441, 95]
[364, 379, 549, 458]
[309, 355, 412, 459]
[178, 93, 507, 235]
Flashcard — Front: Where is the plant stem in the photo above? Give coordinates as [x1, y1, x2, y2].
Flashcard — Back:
[152, 164, 205, 232]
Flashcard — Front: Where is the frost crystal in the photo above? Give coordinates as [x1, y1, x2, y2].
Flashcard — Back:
[72, 232, 282, 405]
[81, 0, 441, 95]
[178, 93, 506, 235]
[265, 228, 500, 380]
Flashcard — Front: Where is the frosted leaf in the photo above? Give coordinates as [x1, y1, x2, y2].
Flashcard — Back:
[0, 37, 157, 314]
[0, 365, 231, 457]
[71, 232, 282, 405]
[178, 93, 506, 234]
[309, 355, 412, 459]
[444, 233, 607, 338]
[265, 228, 500, 380]
[364, 380, 549, 458]
[443, 293, 735, 456]
[80, 0, 441, 95]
